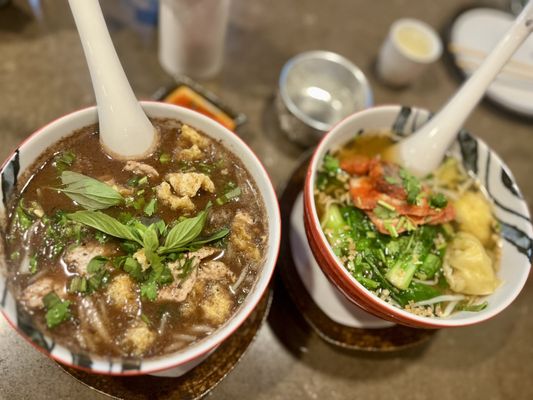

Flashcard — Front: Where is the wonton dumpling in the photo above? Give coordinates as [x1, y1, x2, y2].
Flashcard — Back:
[454, 191, 494, 246]
[444, 232, 499, 295]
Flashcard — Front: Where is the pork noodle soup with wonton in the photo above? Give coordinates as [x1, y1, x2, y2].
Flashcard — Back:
[314, 133, 501, 318]
[4, 119, 267, 358]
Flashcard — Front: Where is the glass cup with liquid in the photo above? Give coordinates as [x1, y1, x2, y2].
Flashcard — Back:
[158, 0, 231, 79]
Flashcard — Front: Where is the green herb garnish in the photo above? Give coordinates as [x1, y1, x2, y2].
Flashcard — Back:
[399, 168, 421, 205]
[456, 301, 488, 312]
[140, 281, 158, 301]
[53, 151, 76, 172]
[69, 276, 88, 293]
[158, 206, 210, 254]
[159, 153, 172, 164]
[144, 198, 157, 217]
[67, 211, 143, 245]
[323, 154, 340, 174]
[66, 204, 230, 300]
[374, 200, 398, 220]
[429, 193, 448, 208]
[56, 171, 124, 210]
[43, 292, 71, 328]
[29, 255, 38, 274]
[15, 201, 33, 231]
[216, 186, 242, 205]
[123, 256, 145, 281]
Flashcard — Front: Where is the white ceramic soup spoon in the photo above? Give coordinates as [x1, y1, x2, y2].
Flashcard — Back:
[391, 1, 533, 176]
[68, 0, 158, 159]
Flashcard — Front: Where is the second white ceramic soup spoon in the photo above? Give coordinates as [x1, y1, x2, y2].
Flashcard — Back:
[68, 0, 158, 159]
[392, 1, 533, 176]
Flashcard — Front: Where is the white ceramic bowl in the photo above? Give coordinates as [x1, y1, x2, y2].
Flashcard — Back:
[304, 105, 532, 328]
[0, 102, 281, 375]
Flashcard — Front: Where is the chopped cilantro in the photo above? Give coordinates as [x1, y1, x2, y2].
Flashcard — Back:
[144, 198, 157, 217]
[323, 154, 340, 174]
[429, 193, 448, 208]
[53, 151, 76, 172]
[140, 281, 158, 301]
[15, 201, 33, 231]
[123, 256, 145, 281]
[94, 231, 109, 244]
[399, 168, 421, 205]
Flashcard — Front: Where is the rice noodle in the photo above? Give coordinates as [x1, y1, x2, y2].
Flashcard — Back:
[413, 294, 466, 307]
[412, 277, 439, 286]
[78, 298, 112, 343]
[172, 333, 197, 342]
[441, 300, 459, 318]
[189, 324, 213, 334]
[230, 265, 249, 294]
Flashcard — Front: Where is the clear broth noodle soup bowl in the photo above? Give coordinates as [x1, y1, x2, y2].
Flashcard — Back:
[303, 105, 532, 329]
[0, 102, 281, 376]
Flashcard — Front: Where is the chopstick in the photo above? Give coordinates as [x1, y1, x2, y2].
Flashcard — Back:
[449, 43, 533, 80]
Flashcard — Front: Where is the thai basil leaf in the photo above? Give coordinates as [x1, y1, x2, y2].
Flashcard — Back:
[57, 171, 123, 210]
[159, 207, 209, 253]
[67, 211, 142, 245]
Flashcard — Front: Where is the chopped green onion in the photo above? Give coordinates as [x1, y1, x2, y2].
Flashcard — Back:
[138, 176, 148, 186]
[69, 276, 88, 293]
[29, 255, 38, 274]
[429, 193, 448, 208]
[159, 153, 172, 164]
[43, 292, 71, 328]
[216, 186, 242, 205]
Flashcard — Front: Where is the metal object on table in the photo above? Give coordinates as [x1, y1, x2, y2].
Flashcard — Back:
[276, 51, 373, 147]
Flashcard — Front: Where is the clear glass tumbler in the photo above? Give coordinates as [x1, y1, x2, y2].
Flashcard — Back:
[158, 0, 231, 79]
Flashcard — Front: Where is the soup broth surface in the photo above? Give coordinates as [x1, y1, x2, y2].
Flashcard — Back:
[5, 118, 267, 358]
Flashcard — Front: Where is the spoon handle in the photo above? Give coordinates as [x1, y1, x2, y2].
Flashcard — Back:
[69, 0, 157, 159]
[398, 1, 533, 176]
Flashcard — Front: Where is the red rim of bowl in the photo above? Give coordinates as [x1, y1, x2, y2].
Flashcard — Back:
[0, 102, 282, 375]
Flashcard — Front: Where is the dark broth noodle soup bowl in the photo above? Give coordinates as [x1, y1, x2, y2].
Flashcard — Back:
[303, 105, 532, 329]
[0, 101, 281, 376]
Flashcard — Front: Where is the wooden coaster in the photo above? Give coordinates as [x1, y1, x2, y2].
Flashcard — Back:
[277, 155, 436, 351]
[57, 290, 272, 399]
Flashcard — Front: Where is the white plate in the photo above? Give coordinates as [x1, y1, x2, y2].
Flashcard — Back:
[449, 7, 533, 117]
[289, 192, 393, 329]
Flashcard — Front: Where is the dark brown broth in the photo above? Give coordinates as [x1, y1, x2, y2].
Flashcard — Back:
[5, 118, 267, 358]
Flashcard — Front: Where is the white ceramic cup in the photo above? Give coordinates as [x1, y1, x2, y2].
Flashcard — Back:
[0, 101, 281, 376]
[376, 18, 443, 87]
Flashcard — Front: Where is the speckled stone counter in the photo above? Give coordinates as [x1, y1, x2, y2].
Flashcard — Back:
[1, 0, 532, 399]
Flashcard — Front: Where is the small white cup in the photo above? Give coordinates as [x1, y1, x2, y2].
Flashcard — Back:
[376, 18, 443, 87]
